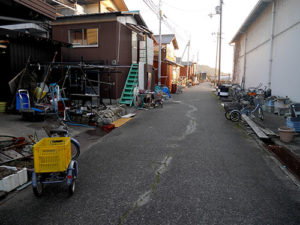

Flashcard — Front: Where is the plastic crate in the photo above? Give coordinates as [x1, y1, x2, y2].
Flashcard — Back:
[287, 117, 300, 132]
[33, 137, 71, 173]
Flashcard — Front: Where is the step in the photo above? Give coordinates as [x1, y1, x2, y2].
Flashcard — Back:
[126, 82, 137, 86]
[120, 100, 132, 105]
[124, 91, 133, 95]
[122, 97, 133, 100]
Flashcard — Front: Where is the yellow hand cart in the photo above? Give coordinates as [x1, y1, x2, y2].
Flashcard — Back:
[31, 137, 80, 196]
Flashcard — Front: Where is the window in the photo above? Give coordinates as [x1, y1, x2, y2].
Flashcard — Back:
[69, 28, 98, 47]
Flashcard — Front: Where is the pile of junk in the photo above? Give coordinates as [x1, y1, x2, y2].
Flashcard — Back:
[7, 56, 129, 128]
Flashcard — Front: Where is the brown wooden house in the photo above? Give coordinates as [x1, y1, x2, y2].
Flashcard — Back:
[52, 11, 154, 99]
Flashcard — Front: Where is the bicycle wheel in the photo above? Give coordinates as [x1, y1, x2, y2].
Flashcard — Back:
[68, 180, 76, 196]
[258, 107, 264, 121]
[230, 111, 241, 122]
[71, 138, 80, 160]
[32, 174, 44, 197]
[225, 110, 232, 120]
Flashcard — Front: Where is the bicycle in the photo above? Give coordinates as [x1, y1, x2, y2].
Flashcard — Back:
[43, 119, 80, 160]
[229, 96, 264, 122]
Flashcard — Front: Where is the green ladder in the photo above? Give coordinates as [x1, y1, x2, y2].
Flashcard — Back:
[119, 64, 139, 106]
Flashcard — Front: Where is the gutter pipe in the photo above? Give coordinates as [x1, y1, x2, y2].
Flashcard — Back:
[268, 0, 276, 88]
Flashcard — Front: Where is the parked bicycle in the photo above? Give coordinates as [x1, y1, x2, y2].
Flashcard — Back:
[226, 96, 264, 122]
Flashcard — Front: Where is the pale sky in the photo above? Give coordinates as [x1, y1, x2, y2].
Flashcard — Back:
[124, 0, 259, 73]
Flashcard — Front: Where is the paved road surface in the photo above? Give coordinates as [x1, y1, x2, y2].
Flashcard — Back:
[1, 83, 299, 225]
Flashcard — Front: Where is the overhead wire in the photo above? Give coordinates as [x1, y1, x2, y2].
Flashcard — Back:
[142, 0, 188, 42]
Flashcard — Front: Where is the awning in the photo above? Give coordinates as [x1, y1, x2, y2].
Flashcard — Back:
[126, 23, 152, 37]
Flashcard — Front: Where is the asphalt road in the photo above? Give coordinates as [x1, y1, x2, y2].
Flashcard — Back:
[1, 83, 300, 225]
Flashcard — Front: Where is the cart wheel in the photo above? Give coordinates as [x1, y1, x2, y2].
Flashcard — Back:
[33, 182, 43, 197]
[68, 180, 76, 195]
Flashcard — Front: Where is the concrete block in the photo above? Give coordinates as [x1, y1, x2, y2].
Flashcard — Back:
[17, 168, 28, 186]
[0, 174, 19, 192]
[0, 167, 28, 192]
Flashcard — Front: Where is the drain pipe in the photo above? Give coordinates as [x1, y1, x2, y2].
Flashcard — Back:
[117, 23, 121, 63]
[268, 0, 276, 89]
[241, 32, 247, 90]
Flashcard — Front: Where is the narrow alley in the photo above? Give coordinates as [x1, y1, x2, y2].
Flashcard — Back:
[1, 83, 299, 225]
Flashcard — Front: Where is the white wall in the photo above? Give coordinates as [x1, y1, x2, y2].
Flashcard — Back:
[272, 20, 300, 101]
[271, 0, 300, 102]
[147, 37, 154, 66]
[243, 4, 272, 89]
[245, 43, 269, 88]
[138, 62, 145, 89]
[234, 0, 300, 102]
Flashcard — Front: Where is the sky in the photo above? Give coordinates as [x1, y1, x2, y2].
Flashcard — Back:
[124, 0, 260, 73]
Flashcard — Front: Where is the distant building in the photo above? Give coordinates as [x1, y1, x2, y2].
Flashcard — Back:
[153, 34, 182, 88]
[179, 61, 195, 80]
[231, 0, 300, 102]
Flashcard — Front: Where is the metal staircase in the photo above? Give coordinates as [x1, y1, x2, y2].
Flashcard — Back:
[119, 64, 139, 106]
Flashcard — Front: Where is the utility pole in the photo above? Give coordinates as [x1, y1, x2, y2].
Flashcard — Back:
[209, 1, 223, 86]
[214, 32, 219, 87]
[186, 39, 190, 84]
[158, 0, 162, 86]
[217, 0, 223, 86]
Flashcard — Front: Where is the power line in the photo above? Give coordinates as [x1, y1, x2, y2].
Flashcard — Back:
[161, 0, 209, 14]
[141, 0, 188, 43]
[142, 0, 159, 18]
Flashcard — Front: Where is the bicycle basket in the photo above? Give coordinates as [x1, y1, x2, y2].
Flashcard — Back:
[254, 96, 264, 105]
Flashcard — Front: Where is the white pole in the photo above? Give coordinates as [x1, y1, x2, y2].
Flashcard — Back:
[158, 0, 162, 86]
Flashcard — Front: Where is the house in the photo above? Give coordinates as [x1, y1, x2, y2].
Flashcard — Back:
[47, 0, 128, 16]
[153, 34, 182, 89]
[231, 0, 300, 102]
[52, 11, 155, 99]
[179, 61, 195, 81]
[0, 0, 61, 103]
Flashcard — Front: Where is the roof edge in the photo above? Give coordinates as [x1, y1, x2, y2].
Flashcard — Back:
[230, 0, 273, 43]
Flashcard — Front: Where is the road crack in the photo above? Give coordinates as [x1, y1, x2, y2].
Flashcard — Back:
[118, 155, 172, 225]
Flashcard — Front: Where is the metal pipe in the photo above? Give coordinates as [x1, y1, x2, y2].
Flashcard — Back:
[0, 16, 43, 24]
[268, 0, 276, 88]
[50, 0, 77, 12]
[117, 23, 121, 63]
[158, 0, 162, 86]
[242, 32, 247, 89]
